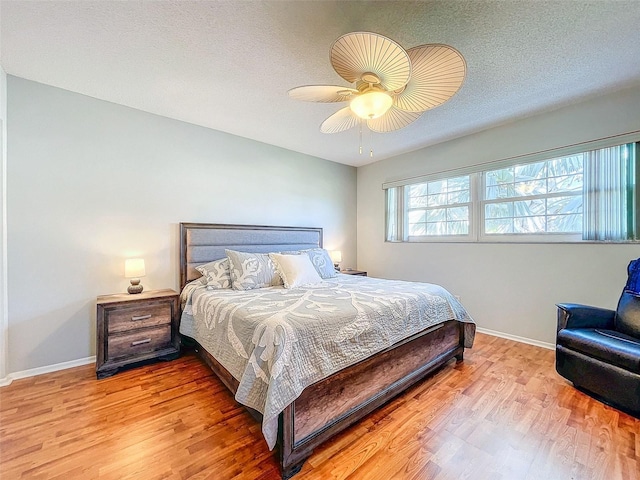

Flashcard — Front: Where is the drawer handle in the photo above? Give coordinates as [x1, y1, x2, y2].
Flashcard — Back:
[131, 338, 151, 346]
[131, 314, 152, 321]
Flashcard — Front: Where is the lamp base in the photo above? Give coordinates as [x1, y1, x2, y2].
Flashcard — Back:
[128, 279, 144, 294]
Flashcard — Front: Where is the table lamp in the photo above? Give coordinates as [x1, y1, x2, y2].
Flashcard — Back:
[125, 258, 145, 294]
[329, 250, 342, 271]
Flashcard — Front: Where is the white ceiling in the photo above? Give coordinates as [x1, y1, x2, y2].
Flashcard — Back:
[2, 1, 640, 167]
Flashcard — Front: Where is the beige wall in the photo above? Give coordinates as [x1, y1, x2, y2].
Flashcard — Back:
[7, 76, 357, 374]
[358, 85, 640, 345]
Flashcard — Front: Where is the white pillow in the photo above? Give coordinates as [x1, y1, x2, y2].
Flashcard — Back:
[269, 253, 323, 289]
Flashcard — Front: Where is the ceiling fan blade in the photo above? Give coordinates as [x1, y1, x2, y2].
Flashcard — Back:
[330, 32, 411, 91]
[320, 107, 360, 134]
[288, 85, 358, 103]
[367, 106, 422, 133]
[393, 44, 466, 112]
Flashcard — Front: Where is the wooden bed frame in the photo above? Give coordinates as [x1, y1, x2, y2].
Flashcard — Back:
[179, 223, 469, 479]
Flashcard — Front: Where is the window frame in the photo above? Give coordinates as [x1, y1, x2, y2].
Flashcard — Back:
[383, 132, 640, 244]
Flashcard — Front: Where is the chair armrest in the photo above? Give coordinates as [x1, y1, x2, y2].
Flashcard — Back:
[556, 303, 615, 332]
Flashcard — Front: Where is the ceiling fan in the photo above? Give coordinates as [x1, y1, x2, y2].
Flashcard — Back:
[288, 32, 466, 134]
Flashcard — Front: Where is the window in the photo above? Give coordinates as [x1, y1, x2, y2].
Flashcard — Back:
[384, 137, 639, 243]
[406, 176, 471, 237]
[482, 154, 584, 236]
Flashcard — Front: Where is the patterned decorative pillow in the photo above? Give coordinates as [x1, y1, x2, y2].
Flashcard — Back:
[301, 248, 338, 279]
[226, 249, 283, 291]
[195, 258, 232, 289]
[269, 253, 323, 289]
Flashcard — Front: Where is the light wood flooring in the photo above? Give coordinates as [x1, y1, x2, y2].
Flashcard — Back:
[1, 333, 638, 480]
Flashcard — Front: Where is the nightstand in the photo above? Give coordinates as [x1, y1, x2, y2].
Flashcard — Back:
[340, 269, 367, 276]
[96, 289, 180, 379]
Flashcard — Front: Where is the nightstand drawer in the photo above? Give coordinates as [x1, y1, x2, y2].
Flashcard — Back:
[107, 325, 171, 361]
[108, 303, 172, 333]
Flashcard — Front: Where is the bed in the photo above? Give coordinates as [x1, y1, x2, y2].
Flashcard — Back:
[178, 222, 475, 479]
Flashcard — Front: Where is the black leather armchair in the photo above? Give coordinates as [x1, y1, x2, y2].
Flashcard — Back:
[556, 259, 640, 416]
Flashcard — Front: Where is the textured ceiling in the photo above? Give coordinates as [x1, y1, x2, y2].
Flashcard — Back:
[2, 1, 640, 167]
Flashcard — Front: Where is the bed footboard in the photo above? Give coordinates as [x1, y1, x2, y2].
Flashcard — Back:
[189, 319, 464, 479]
[278, 319, 463, 478]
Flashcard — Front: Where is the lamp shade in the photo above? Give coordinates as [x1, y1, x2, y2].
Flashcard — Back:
[329, 250, 342, 263]
[124, 258, 145, 278]
[350, 90, 393, 120]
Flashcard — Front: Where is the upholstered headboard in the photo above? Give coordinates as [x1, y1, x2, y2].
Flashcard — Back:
[179, 223, 323, 289]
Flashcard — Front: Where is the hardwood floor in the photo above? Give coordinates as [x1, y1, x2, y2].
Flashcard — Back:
[1, 333, 638, 480]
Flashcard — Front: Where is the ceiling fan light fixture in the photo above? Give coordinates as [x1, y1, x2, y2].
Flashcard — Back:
[289, 32, 466, 134]
[350, 90, 393, 120]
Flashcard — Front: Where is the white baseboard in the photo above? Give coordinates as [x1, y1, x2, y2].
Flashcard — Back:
[0, 329, 553, 387]
[476, 327, 555, 351]
[0, 356, 96, 387]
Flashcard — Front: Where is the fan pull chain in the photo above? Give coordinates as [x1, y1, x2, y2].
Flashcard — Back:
[356, 122, 375, 158]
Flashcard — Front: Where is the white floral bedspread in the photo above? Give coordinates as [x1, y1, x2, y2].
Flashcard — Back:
[179, 274, 474, 450]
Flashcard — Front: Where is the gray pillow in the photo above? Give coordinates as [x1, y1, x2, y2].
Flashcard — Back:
[195, 258, 232, 289]
[301, 248, 338, 279]
[226, 249, 283, 291]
